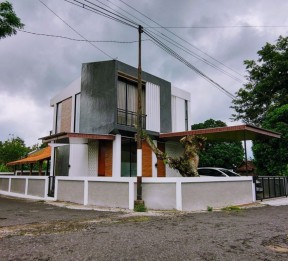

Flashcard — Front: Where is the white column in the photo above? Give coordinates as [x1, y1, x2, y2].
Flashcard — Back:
[137, 149, 142, 177]
[84, 179, 88, 205]
[176, 181, 182, 211]
[112, 134, 121, 178]
[129, 180, 134, 210]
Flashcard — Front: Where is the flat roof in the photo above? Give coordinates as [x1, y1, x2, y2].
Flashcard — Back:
[40, 132, 115, 144]
[160, 124, 280, 141]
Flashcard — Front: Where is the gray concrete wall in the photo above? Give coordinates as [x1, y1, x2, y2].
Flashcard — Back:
[10, 179, 26, 194]
[27, 179, 46, 197]
[0, 178, 9, 191]
[57, 180, 84, 204]
[182, 180, 253, 211]
[80, 60, 116, 134]
[141, 183, 177, 210]
[88, 181, 129, 208]
[80, 60, 172, 135]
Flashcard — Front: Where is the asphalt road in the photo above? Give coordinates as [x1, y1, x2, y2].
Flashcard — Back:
[0, 196, 288, 261]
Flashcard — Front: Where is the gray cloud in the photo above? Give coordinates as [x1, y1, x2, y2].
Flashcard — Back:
[1, 0, 287, 145]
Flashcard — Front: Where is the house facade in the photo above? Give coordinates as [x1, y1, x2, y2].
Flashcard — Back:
[44, 60, 191, 179]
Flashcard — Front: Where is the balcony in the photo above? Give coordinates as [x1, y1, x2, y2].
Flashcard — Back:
[117, 108, 146, 129]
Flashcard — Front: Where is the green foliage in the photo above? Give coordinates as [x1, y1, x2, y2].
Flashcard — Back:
[232, 36, 288, 125]
[0, 1, 24, 39]
[231, 36, 288, 175]
[207, 206, 213, 212]
[134, 201, 147, 212]
[253, 105, 288, 175]
[0, 163, 9, 172]
[0, 136, 31, 170]
[221, 205, 241, 212]
[192, 119, 244, 169]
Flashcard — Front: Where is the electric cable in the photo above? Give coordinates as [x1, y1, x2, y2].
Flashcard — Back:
[117, 0, 244, 78]
[17, 29, 147, 43]
[39, 0, 114, 59]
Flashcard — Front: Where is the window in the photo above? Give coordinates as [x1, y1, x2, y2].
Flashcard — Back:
[185, 100, 188, 131]
[74, 93, 81, 132]
[121, 138, 137, 177]
[117, 78, 146, 128]
[55, 102, 62, 134]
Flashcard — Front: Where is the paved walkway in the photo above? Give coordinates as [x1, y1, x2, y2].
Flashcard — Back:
[260, 197, 288, 206]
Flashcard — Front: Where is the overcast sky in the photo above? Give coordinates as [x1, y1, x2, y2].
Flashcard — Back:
[1, 0, 288, 147]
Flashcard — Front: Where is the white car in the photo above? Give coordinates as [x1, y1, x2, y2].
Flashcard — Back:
[198, 167, 263, 193]
[197, 167, 240, 177]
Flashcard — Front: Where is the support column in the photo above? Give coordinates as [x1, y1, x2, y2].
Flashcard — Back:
[112, 134, 121, 178]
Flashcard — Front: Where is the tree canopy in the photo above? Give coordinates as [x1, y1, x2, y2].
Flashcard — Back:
[231, 36, 288, 125]
[231, 36, 288, 175]
[252, 105, 288, 175]
[192, 119, 244, 169]
[0, 1, 24, 39]
[0, 136, 30, 171]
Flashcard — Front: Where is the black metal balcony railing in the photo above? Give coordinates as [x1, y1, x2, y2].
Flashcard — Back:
[117, 108, 146, 129]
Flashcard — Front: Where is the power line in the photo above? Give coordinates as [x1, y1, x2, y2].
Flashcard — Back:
[117, 0, 244, 79]
[144, 29, 236, 99]
[64, 0, 138, 29]
[17, 29, 147, 43]
[145, 28, 243, 83]
[104, 0, 242, 83]
[39, 0, 114, 59]
[63, 0, 236, 99]
[146, 25, 288, 29]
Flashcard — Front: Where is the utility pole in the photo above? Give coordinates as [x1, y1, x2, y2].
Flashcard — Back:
[136, 25, 144, 204]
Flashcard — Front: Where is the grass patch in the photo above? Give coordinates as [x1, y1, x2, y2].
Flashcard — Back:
[134, 201, 147, 212]
[207, 206, 213, 212]
[221, 205, 241, 212]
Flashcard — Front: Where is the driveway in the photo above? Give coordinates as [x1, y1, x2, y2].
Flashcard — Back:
[0, 196, 288, 261]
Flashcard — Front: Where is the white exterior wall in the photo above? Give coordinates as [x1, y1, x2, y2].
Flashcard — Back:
[69, 144, 88, 177]
[171, 86, 191, 132]
[50, 77, 81, 134]
[165, 141, 183, 177]
[146, 82, 160, 132]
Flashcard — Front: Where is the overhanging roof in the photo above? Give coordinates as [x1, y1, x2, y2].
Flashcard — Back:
[160, 124, 281, 142]
[7, 146, 51, 166]
[40, 132, 115, 144]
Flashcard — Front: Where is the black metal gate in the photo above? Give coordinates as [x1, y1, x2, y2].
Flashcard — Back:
[47, 176, 55, 197]
[254, 176, 288, 200]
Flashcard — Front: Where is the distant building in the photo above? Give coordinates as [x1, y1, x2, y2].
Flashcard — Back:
[236, 161, 256, 176]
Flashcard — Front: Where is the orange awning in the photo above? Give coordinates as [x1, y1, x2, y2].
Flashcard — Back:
[7, 146, 51, 166]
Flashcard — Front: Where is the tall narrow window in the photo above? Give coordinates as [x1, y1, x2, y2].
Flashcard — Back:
[55, 102, 62, 134]
[121, 138, 137, 177]
[185, 100, 188, 131]
[74, 93, 81, 132]
[117, 78, 146, 128]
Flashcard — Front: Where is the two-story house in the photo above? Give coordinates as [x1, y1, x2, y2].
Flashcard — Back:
[42, 60, 191, 179]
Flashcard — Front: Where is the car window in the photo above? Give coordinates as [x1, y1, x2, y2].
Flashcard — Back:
[198, 169, 224, 177]
[221, 169, 240, 177]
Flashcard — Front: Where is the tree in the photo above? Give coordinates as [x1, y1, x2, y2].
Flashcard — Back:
[143, 132, 206, 177]
[231, 36, 288, 175]
[231, 36, 288, 125]
[192, 119, 244, 169]
[252, 105, 288, 175]
[0, 1, 24, 39]
[0, 136, 31, 171]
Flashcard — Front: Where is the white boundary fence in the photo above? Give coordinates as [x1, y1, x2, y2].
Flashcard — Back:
[0, 176, 49, 200]
[0, 175, 255, 211]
